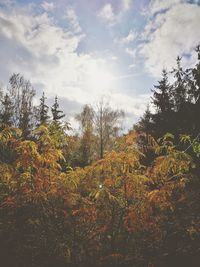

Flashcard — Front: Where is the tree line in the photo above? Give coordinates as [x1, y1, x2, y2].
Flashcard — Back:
[135, 45, 200, 140]
[0, 74, 124, 166]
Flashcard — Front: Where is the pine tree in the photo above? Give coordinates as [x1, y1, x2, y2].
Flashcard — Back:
[152, 69, 173, 113]
[151, 69, 174, 137]
[191, 45, 200, 134]
[0, 93, 13, 127]
[172, 56, 187, 111]
[37, 92, 50, 125]
[51, 96, 65, 123]
[134, 104, 153, 134]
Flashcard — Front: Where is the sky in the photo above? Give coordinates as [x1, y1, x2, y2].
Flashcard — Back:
[0, 0, 200, 131]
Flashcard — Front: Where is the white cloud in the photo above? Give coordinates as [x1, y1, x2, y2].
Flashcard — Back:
[147, 0, 183, 15]
[65, 7, 81, 33]
[0, 4, 149, 130]
[139, 2, 200, 76]
[0, 9, 82, 94]
[121, 0, 131, 11]
[98, 1, 132, 27]
[121, 30, 137, 44]
[98, 3, 115, 24]
[115, 30, 137, 59]
[125, 47, 136, 58]
[41, 1, 54, 12]
[0, 8, 122, 109]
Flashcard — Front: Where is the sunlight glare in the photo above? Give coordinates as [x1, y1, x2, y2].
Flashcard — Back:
[85, 61, 115, 93]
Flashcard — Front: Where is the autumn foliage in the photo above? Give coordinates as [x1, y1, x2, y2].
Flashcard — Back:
[0, 124, 200, 267]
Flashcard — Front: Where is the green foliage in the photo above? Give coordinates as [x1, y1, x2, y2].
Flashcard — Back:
[51, 96, 65, 123]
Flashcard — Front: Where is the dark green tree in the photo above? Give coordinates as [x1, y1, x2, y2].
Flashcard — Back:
[151, 69, 174, 137]
[191, 45, 200, 135]
[152, 69, 173, 113]
[51, 96, 65, 123]
[134, 104, 153, 134]
[172, 56, 187, 111]
[37, 92, 50, 125]
[0, 93, 13, 127]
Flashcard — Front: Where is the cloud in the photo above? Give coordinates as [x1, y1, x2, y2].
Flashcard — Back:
[120, 30, 137, 44]
[114, 30, 137, 59]
[146, 0, 182, 16]
[0, 6, 130, 119]
[65, 7, 81, 33]
[41, 1, 54, 12]
[0, 3, 150, 130]
[0, 8, 84, 98]
[121, 0, 132, 11]
[98, 3, 115, 24]
[98, 1, 132, 26]
[125, 47, 136, 58]
[0, 0, 13, 7]
[139, 1, 200, 76]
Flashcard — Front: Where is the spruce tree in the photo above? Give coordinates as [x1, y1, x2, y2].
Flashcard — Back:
[191, 45, 200, 134]
[38, 92, 50, 125]
[0, 93, 13, 127]
[51, 96, 65, 123]
[172, 56, 187, 111]
[134, 104, 153, 134]
[151, 69, 174, 137]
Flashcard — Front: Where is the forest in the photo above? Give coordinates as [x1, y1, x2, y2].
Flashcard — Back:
[0, 45, 200, 267]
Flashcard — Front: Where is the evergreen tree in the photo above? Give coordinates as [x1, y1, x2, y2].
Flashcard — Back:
[172, 56, 187, 111]
[191, 45, 200, 103]
[51, 96, 65, 123]
[0, 93, 13, 127]
[134, 104, 153, 134]
[37, 92, 50, 125]
[151, 69, 174, 137]
[152, 69, 173, 113]
[191, 45, 200, 135]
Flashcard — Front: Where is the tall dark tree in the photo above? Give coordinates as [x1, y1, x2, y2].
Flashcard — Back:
[0, 93, 13, 127]
[171, 56, 194, 134]
[190, 45, 200, 135]
[172, 56, 187, 111]
[37, 92, 50, 125]
[191, 45, 200, 103]
[152, 69, 173, 113]
[134, 104, 153, 134]
[151, 69, 174, 137]
[51, 96, 65, 123]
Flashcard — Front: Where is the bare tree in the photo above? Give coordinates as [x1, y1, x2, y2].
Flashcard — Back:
[94, 99, 124, 158]
[8, 73, 35, 137]
[76, 99, 125, 161]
